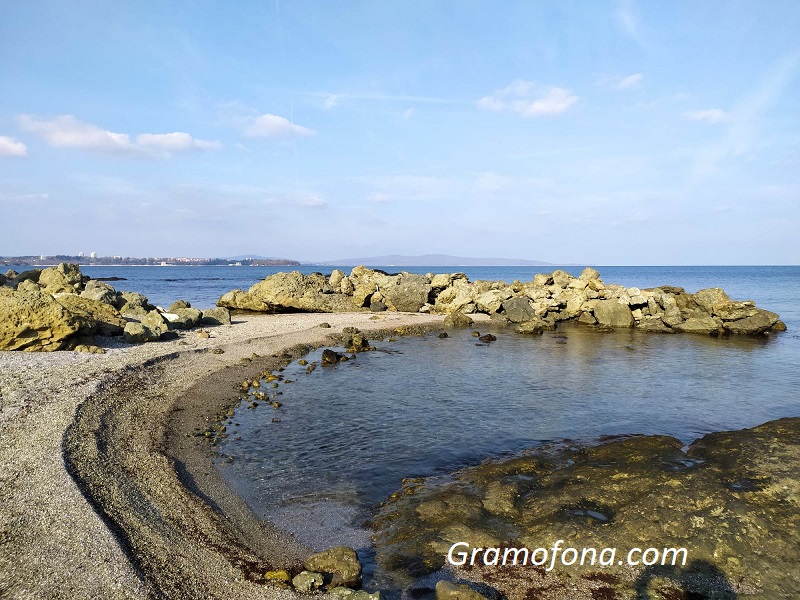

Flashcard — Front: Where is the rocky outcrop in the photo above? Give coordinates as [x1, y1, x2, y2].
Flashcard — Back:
[0, 263, 210, 351]
[217, 267, 785, 337]
[372, 418, 800, 599]
[0, 287, 83, 351]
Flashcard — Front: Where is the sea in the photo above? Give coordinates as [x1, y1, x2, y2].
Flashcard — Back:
[17, 263, 800, 590]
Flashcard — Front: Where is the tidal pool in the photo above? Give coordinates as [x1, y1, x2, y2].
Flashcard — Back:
[215, 324, 798, 591]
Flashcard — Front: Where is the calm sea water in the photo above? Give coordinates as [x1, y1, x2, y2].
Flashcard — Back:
[199, 265, 799, 590]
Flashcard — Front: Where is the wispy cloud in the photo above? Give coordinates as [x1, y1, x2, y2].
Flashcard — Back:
[0, 135, 28, 157]
[618, 73, 643, 89]
[689, 49, 800, 180]
[309, 91, 454, 105]
[242, 114, 316, 138]
[477, 81, 578, 117]
[682, 109, 731, 124]
[615, 0, 645, 47]
[17, 115, 220, 157]
[324, 95, 339, 109]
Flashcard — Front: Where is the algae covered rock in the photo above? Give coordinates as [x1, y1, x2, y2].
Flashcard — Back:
[372, 418, 800, 599]
[304, 545, 362, 588]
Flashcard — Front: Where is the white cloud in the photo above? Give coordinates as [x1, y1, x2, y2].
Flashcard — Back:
[136, 132, 221, 151]
[17, 115, 220, 157]
[477, 81, 578, 117]
[682, 109, 731, 124]
[0, 135, 27, 157]
[402, 108, 415, 119]
[618, 73, 643, 89]
[324, 95, 339, 109]
[243, 114, 316, 138]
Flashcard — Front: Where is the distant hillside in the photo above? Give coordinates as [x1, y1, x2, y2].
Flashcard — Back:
[316, 254, 556, 267]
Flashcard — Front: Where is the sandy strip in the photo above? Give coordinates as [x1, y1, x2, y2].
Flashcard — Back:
[0, 311, 484, 599]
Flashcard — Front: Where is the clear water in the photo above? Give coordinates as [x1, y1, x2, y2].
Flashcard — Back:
[209, 266, 800, 591]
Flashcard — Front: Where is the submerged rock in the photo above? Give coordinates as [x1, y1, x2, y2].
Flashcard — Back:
[372, 418, 800, 599]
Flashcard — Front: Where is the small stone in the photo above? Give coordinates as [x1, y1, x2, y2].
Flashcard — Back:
[438, 332, 448, 339]
[298, 359, 309, 366]
[319, 322, 332, 328]
[292, 571, 324, 592]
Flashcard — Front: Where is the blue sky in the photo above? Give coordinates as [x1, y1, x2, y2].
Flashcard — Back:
[1, 1, 799, 264]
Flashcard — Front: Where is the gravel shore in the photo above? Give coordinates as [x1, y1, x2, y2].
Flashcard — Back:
[0, 311, 471, 599]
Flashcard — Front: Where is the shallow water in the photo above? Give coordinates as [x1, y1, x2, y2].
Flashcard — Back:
[194, 264, 798, 591]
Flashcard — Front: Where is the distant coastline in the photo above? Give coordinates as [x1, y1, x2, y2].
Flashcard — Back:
[1, 255, 301, 268]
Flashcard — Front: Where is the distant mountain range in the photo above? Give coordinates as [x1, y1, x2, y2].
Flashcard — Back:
[314, 254, 557, 267]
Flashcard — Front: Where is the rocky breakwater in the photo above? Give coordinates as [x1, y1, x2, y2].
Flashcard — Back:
[372, 418, 800, 599]
[218, 266, 786, 336]
[0, 263, 231, 352]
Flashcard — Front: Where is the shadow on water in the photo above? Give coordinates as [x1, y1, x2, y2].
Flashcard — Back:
[635, 560, 737, 599]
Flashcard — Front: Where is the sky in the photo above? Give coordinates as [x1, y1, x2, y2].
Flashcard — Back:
[1, 1, 799, 265]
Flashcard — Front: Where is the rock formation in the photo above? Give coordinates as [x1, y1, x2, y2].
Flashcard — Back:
[218, 267, 785, 336]
[1, 264, 231, 351]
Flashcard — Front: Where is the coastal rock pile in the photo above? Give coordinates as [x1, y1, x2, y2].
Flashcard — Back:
[0, 264, 230, 351]
[372, 417, 800, 599]
[218, 267, 786, 336]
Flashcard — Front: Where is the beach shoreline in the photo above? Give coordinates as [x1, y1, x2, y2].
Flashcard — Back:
[0, 311, 466, 598]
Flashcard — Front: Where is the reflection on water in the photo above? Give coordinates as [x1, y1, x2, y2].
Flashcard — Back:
[216, 324, 799, 583]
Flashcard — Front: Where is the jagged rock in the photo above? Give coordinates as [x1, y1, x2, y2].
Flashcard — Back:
[714, 301, 759, 321]
[4, 269, 18, 279]
[515, 319, 548, 335]
[430, 273, 452, 289]
[55, 294, 126, 336]
[593, 300, 634, 328]
[501, 297, 535, 323]
[169, 307, 202, 329]
[81, 280, 119, 306]
[475, 290, 512, 314]
[381, 273, 431, 312]
[0, 273, 6, 286]
[38, 263, 83, 293]
[141, 310, 169, 339]
[329, 269, 346, 289]
[10, 269, 42, 288]
[443, 311, 473, 328]
[200, 307, 231, 326]
[693, 288, 732, 313]
[17, 279, 41, 293]
[322, 349, 345, 364]
[304, 546, 362, 588]
[169, 300, 191, 311]
[123, 322, 149, 344]
[722, 309, 779, 335]
[578, 267, 600, 281]
[673, 316, 723, 335]
[119, 291, 155, 317]
[292, 571, 324, 592]
[0, 287, 82, 351]
[577, 311, 597, 325]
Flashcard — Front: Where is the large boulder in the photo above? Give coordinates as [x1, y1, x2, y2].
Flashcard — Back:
[0, 287, 82, 351]
[722, 309, 779, 335]
[200, 307, 232, 326]
[38, 263, 83, 293]
[168, 307, 202, 329]
[501, 297, 535, 323]
[119, 291, 155, 317]
[592, 299, 634, 328]
[141, 310, 169, 339]
[55, 295, 126, 336]
[220, 271, 358, 313]
[693, 288, 731, 313]
[382, 273, 431, 312]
